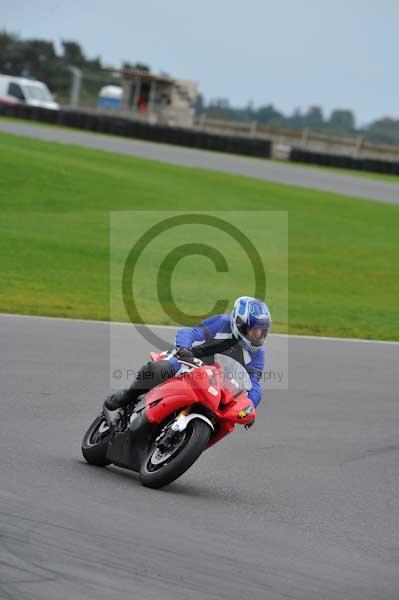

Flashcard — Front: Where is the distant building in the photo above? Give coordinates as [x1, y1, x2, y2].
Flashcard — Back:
[102, 68, 198, 127]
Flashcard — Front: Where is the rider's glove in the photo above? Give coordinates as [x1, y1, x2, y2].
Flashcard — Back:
[176, 347, 195, 364]
[244, 419, 255, 430]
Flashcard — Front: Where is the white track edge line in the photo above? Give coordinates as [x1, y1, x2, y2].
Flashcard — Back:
[1, 312, 398, 345]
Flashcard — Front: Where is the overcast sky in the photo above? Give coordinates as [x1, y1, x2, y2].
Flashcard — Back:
[3, 0, 398, 125]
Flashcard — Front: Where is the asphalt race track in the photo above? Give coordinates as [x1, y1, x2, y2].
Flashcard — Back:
[1, 314, 399, 599]
[1, 119, 399, 205]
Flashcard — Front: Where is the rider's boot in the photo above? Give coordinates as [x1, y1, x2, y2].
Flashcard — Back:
[102, 359, 176, 427]
[103, 389, 134, 427]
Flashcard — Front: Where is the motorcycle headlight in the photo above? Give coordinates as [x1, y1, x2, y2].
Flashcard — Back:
[237, 405, 254, 418]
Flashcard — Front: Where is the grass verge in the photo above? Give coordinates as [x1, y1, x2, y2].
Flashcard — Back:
[0, 131, 398, 340]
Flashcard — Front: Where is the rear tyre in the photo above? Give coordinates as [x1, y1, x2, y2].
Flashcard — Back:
[81, 415, 112, 467]
[140, 419, 211, 489]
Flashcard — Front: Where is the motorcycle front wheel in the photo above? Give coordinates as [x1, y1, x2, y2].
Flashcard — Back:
[81, 414, 112, 467]
[140, 419, 211, 489]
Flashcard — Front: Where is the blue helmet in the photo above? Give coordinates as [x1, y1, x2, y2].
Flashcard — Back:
[231, 296, 271, 352]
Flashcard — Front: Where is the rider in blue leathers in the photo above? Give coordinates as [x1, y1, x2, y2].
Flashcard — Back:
[103, 296, 271, 425]
[173, 313, 265, 407]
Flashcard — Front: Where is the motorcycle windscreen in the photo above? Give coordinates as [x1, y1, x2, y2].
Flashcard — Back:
[214, 353, 252, 397]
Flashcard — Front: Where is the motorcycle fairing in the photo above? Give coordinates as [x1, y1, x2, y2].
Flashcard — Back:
[145, 366, 222, 424]
[106, 408, 158, 472]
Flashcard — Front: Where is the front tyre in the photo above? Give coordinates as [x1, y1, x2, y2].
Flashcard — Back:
[81, 415, 112, 466]
[140, 419, 211, 489]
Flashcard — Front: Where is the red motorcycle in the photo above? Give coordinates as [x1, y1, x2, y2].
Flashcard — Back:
[81, 352, 255, 489]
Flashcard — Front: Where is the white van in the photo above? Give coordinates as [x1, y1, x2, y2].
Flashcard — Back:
[0, 75, 59, 110]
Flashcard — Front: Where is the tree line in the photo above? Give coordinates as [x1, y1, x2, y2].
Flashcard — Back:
[0, 31, 103, 99]
[197, 96, 356, 134]
[0, 31, 146, 104]
[1, 31, 398, 145]
[196, 97, 399, 146]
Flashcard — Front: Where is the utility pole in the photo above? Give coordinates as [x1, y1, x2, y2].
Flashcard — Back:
[68, 66, 82, 109]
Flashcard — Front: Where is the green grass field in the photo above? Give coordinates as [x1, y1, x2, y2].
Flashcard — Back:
[1, 130, 398, 340]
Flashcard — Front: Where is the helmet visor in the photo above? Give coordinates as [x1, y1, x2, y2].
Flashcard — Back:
[246, 325, 268, 347]
[236, 316, 269, 348]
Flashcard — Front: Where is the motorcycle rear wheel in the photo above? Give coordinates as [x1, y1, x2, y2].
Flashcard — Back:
[140, 419, 211, 489]
[81, 415, 112, 467]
